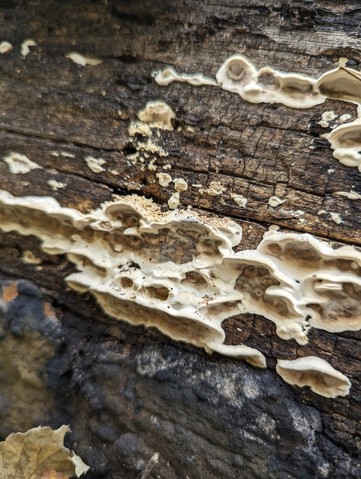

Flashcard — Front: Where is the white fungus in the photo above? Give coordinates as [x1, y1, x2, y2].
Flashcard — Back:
[0, 41, 12, 54]
[85, 156, 106, 173]
[268, 196, 286, 207]
[276, 357, 351, 398]
[154, 66, 218, 87]
[138, 101, 175, 130]
[65, 52, 102, 67]
[2, 152, 42, 174]
[20, 39, 36, 57]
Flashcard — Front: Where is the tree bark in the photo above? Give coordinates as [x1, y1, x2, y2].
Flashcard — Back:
[0, 1, 360, 478]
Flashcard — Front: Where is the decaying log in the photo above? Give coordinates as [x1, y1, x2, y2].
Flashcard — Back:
[0, 1, 360, 478]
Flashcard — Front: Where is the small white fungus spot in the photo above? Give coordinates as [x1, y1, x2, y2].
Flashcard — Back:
[156, 173, 172, 187]
[66, 52, 102, 66]
[339, 113, 352, 123]
[128, 121, 152, 137]
[22, 250, 43, 265]
[199, 180, 226, 196]
[230, 193, 248, 207]
[2, 152, 42, 174]
[138, 101, 175, 130]
[268, 196, 285, 207]
[20, 39, 36, 57]
[47, 179, 66, 191]
[0, 41, 12, 54]
[319, 110, 337, 128]
[85, 156, 106, 173]
[334, 190, 361, 200]
[168, 192, 180, 209]
[330, 212, 342, 224]
[173, 177, 188, 192]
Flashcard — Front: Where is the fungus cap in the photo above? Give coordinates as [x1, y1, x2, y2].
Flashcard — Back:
[316, 66, 361, 104]
[276, 357, 351, 398]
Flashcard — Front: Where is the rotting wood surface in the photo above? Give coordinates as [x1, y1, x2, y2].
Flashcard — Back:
[0, 1, 360, 478]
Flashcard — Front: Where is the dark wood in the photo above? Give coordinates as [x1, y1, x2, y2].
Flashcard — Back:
[0, 2, 360, 478]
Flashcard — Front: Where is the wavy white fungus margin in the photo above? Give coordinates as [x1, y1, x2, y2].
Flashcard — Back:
[216, 55, 325, 109]
[154, 66, 218, 87]
[334, 190, 361, 200]
[276, 357, 351, 398]
[0, 190, 265, 368]
[315, 65, 361, 105]
[326, 118, 361, 172]
[0, 191, 360, 369]
[155, 54, 361, 110]
[2, 152, 42, 174]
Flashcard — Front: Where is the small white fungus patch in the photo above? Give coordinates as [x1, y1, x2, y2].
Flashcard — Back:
[156, 173, 172, 187]
[168, 192, 180, 209]
[22, 250, 43, 265]
[268, 196, 285, 207]
[339, 113, 352, 123]
[0, 41, 12, 54]
[20, 39, 36, 57]
[138, 101, 175, 130]
[319, 111, 337, 128]
[230, 193, 248, 207]
[128, 121, 152, 138]
[2, 152, 42, 174]
[47, 179, 66, 191]
[65, 52, 102, 67]
[85, 156, 106, 173]
[199, 180, 226, 196]
[154, 66, 217, 87]
[173, 178, 188, 192]
[330, 212, 342, 224]
[334, 190, 361, 200]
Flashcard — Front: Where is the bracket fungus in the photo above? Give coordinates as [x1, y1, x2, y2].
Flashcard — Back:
[2, 56, 361, 391]
[327, 118, 361, 172]
[216, 55, 325, 109]
[276, 357, 351, 398]
[0, 190, 360, 375]
[216, 55, 257, 94]
[315, 65, 361, 105]
[0, 190, 268, 367]
[155, 53, 361, 113]
[259, 230, 361, 334]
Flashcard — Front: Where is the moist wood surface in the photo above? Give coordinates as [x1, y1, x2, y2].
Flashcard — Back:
[0, 1, 360, 478]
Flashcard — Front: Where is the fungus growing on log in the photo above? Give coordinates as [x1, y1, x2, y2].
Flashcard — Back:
[154, 66, 217, 87]
[0, 190, 360, 383]
[216, 55, 325, 109]
[276, 357, 351, 398]
[315, 66, 361, 104]
[327, 118, 361, 172]
[138, 101, 175, 130]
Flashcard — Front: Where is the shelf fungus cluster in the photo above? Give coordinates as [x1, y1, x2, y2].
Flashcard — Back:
[155, 54, 361, 173]
[0, 190, 359, 396]
[215, 55, 325, 109]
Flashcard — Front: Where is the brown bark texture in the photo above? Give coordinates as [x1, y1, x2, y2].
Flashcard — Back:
[0, 1, 360, 478]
